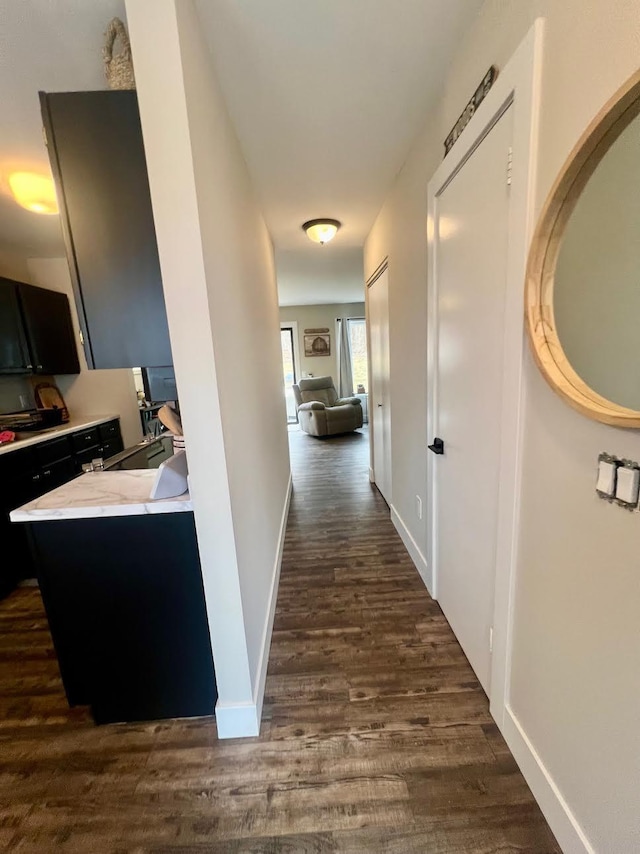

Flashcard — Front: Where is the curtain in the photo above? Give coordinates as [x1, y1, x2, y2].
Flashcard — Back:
[338, 318, 354, 397]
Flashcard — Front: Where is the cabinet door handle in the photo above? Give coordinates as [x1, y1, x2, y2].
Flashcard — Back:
[32, 473, 41, 481]
[26, 364, 33, 370]
[43, 470, 51, 477]
[36, 364, 43, 370]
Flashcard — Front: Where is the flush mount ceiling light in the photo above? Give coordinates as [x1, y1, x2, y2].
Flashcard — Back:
[8, 171, 59, 214]
[302, 218, 341, 245]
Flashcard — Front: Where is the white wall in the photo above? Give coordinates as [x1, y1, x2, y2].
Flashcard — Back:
[0, 246, 29, 281]
[126, 0, 291, 737]
[279, 302, 365, 382]
[0, 253, 140, 447]
[365, 2, 640, 852]
[365, 144, 435, 564]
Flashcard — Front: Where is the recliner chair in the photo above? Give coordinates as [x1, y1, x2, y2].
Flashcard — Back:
[293, 376, 363, 437]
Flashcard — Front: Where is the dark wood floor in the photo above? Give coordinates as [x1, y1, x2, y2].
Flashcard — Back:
[0, 426, 560, 852]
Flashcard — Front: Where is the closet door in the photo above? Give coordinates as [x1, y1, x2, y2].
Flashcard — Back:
[368, 267, 391, 504]
[429, 105, 513, 693]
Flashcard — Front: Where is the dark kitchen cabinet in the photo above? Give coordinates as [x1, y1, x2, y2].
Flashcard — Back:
[0, 278, 80, 376]
[0, 447, 41, 597]
[41, 90, 173, 370]
[35, 435, 73, 468]
[28, 513, 216, 722]
[99, 438, 122, 459]
[18, 283, 80, 374]
[98, 420, 121, 442]
[70, 427, 100, 454]
[71, 420, 123, 473]
[0, 280, 30, 373]
[0, 418, 123, 597]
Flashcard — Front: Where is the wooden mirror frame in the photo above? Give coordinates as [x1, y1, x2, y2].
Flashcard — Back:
[526, 69, 640, 427]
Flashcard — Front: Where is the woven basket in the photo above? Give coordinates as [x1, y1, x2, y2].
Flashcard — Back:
[103, 18, 135, 90]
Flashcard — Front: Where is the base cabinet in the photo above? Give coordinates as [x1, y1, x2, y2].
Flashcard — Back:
[28, 513, 216, 724]
[0, 419, 123, 597]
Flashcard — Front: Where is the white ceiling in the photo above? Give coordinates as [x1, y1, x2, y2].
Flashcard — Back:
[195, 0, 483, 304]
[0, 1, 482, 304]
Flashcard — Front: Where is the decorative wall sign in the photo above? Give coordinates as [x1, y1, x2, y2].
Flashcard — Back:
[304, 333, 331, 357]
[304, 327, 330, 334]
[444, 66, 498, 156]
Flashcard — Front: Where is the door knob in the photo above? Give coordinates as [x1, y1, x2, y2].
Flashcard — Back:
[428, 437, 445, 455]
[377, 402, 383, 407]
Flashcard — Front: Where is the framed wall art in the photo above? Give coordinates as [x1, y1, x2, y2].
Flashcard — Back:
[304, 331, 331, 357]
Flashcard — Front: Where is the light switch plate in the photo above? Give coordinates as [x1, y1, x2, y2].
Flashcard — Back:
[596, 454, 618, 499]
[615, 463, 640, 509]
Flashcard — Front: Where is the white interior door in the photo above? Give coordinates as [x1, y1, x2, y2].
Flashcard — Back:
[368, 268, 391, 504]
[431, 106, 514, 693]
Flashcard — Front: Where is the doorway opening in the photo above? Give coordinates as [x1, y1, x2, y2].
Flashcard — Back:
[339, 317, 368, 392]
[280, 323, 299, 423]
[278, 307, 369, 437]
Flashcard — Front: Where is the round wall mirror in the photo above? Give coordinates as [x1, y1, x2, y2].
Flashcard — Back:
[526, 70, 640, 427]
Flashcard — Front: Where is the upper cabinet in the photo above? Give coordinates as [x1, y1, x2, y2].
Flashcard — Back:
[0, 278, 80, 376]
[0, 280, 30, 373]
[41, 90, 173, 370]
[18, 283, 80, 374]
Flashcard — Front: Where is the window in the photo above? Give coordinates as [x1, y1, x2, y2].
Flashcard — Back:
[280, 326, 298, 422]
[348, 318, 368, 393]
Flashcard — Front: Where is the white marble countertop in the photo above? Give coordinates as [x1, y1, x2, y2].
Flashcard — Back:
[10, 470, 192, 522]
[0, 414, 119, 456]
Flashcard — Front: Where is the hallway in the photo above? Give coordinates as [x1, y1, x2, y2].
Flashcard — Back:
[0, 429, 559, 852]
[269, 428, 560, 851]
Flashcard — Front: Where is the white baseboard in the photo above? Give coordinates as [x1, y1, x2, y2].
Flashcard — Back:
[369, 466, 375, 483]
[389, 504, 432, 595]
[253, 472, 292, 725]
[215, 701, 260, 739]
[215, 472, 293, 740]
[503, 705, 595, 854]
